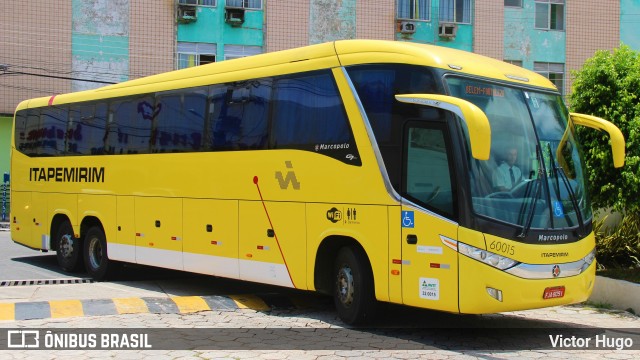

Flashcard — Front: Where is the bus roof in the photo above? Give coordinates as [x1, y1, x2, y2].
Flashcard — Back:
[18, 40, 556, 110]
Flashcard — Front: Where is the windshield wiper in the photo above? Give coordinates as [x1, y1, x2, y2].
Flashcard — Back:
[518, 145, 543, 238]
[557, 166, 585, 236]
[546, 143, 584, 234]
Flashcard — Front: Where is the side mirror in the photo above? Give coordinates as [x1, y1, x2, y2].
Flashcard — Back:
[569, 113, 625, 168]
[395, 94, 491, 160]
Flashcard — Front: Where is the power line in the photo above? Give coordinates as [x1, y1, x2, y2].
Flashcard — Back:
[0, 70, 116, 85]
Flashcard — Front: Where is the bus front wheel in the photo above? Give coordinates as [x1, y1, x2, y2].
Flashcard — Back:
[333, 246, 376, 325]
[56, 222, 83, 272]
[83, 226, 112, 281]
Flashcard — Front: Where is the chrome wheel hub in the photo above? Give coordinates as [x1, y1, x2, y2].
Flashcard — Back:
[337, 266, 355, 306]
[59, 235, 74, 258]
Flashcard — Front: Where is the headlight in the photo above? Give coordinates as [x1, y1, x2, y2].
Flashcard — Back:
[580, 248, 596, 273]
[583, 248, 596, 266]
[458, 242, 519, 270]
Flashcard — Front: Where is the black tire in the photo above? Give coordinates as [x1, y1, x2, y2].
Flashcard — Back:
[55, 222, 83, 272]
[333, 246, 377, 325]
[83, 226, 114, 281]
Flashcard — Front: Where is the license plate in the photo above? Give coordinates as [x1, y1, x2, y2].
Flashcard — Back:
[543, 286, 565, 299]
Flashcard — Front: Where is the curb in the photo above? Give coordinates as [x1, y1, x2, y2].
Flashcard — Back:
[588, 275, 640, 314]
[0, 294, 329, 322]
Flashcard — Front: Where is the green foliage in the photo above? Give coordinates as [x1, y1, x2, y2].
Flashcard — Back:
[570, 44, 640, 212]
[592, 213, 640, 269]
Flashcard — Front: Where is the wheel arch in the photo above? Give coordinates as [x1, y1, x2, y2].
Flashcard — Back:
[50, 213, 73, 251]
[313, 235, 373, 295]
[80, 216, 105, 240]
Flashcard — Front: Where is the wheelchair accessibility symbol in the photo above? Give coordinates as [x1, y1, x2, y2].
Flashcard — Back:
[402, 211, 415, 228]
[553, 201, 564, 218]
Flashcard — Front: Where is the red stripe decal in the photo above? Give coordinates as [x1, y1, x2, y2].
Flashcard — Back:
[48, 95, 57, 106]
[253, 175, 296, 288]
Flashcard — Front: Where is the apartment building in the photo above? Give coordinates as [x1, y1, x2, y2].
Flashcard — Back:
[0, 0, 637, 175]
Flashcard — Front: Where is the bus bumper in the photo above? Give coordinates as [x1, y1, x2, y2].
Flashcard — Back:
[458, 254, 596, 314]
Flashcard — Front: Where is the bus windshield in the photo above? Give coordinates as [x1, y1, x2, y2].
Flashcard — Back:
[446, 77, 591, 231]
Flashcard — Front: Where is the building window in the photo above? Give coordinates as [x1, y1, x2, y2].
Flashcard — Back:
[179, 0, 216, 5]
[504, 60, 523, 67]
[534, 62, 564, 94]
[225, 0, 262, 9]
[177, 42, 217, 69]
[397, 0, 431, 21]
[439, 0, 471, 24]
[504, 0, 522, 7]
[535, 0, 564, 30]
[224, 45, 262, 60]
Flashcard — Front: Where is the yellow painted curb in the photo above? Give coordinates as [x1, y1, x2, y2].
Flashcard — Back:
[113, 297, 149, 314]
[229, 294, 270, 311]
[49, 300, 83, 319]
[0, 303, 15, 321]
[171, 296, 211, 313]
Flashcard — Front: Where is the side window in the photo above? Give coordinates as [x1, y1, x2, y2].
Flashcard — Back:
[108, 96, 154, 154]
[154, 87, 207, 153]
[404, 125, 456, 218]
[14, 110, 27, 153]
[69, 103, 105, 155]
[271, 71, 360, 165]
[347, 64, 439, 188]
[39, 106, 68, 156]
[211, 79, 270, 150]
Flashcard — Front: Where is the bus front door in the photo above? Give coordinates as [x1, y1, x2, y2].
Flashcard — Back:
[400, 121, 460, 313]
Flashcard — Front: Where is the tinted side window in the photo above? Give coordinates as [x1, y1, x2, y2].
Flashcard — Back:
[211, 80, 270, 150]
[271, 71, 359, 165]
[154, 88, 207, 153]
[347, 64, 439, 187]
[109, 96, 154, 154]
[69, 103, 105, 155]
[39, 106, 68, 156]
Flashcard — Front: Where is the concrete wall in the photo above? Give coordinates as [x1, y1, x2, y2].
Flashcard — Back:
[130, 0, 175, 78]
[566, 1, 619, 98]
[0, 1, 72, 114]
[474, 0, 503, 60]
[71, 0, 130, 91]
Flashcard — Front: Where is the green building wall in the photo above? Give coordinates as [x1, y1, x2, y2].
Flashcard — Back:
[504, 0, 566, 68]
[0, 116, 11, 179]
[621, 0, 640, 50]
[395, 2, 473, 52]
[177, 5, 264, 61]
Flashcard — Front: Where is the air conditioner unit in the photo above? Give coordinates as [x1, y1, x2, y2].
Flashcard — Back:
[399, 21, 416, 34]
[177, 5, 197, 24]
[225, 8, 245, 26]
[438, 23, 457, 38]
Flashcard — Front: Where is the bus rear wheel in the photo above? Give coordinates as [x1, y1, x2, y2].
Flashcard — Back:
[333, 246, 376, 325]
[56, 222, 83, 272]
[83, 226, 113, 281]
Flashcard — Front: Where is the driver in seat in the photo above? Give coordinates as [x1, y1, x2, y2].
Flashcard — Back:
[493, 146, 522, 192]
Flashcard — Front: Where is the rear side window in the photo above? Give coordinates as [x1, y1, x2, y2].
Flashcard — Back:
[271, 71, 360, 165]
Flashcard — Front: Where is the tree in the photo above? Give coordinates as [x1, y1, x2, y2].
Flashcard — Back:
[570, 44, 640, 213]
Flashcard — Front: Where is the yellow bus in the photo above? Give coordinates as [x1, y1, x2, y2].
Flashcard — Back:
[10, 40, 624, 324]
